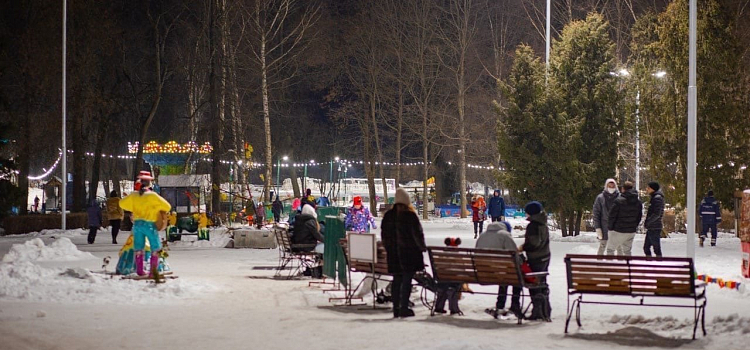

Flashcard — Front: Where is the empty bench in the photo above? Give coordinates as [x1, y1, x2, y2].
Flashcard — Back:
[564, 254, 707, 339]
[428, 246, 548, 323]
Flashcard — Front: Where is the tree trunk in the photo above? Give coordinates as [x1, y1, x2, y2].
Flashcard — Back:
[261, 35, 274, 204]
[88, 113, 107, 204]
[209, 0, 224, 213]
[422, 111, 429, 220]
[72, 113, 86, 212]
[290, 165, 300, 198]
[17, 111, 30, 215]
[575, 209, 583, 236]
[362, 114, 377, 216]
[370, 92, 387, 214]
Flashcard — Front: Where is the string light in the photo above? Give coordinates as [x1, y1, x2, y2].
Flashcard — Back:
[28, 149, 62, 180]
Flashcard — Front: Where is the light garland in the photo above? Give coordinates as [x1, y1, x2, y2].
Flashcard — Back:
[28, 149, 62, 180]
[128, 141, 213, 154]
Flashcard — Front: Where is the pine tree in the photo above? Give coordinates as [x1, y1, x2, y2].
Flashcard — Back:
[550, 13, 620, 235]
[631, 0, 750, 207]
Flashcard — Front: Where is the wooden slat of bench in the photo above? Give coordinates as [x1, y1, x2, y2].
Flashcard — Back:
[568, 260, 691, 269]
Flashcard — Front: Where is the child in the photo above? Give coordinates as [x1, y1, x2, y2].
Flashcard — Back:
[432, 237, 463, 315]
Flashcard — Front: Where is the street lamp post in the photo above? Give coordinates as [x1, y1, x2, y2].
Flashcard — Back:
[276, 155, 288, 196]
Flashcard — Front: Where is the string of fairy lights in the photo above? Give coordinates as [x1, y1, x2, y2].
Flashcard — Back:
[23, 141, 498, 180]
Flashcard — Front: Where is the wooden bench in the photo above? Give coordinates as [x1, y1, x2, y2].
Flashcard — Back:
[428, 246, 548, 323]
[564, 254, 707, 339]
[273, 225, 320, 279]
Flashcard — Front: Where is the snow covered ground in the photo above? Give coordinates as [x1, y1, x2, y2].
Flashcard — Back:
[1, 218, 748, 350]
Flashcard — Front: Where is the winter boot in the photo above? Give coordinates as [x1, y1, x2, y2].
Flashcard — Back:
[135, 251, 146, 276]
[711, 238, 717, 247]
[699, 236, 705, 247]
[150, 251, 160, 277]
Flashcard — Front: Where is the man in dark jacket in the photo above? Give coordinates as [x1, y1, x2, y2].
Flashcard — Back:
[592, 178, 619, 255]
[519, 201, 551, 321]
[699, 190, 722, 247]
[87, 200, 102, 244]
[606, 181, 643, 256]
[272, 196, 283, 223]
[381, 188, 426, 318]
[643, 182, 665, 257]
[487, 190, 506, 222]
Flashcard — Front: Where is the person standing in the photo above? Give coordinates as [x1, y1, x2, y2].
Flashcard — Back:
[87, 200, 102, 244]
[33, 196, 40, 213]
[699, 190, 722, 247]
[643, 182, 665, 257]
[592, 179, 620, 255]
[381, 188, 426, 318]
[301, 188, 317, 209]
[471, 195, 487, 239]
[606, 181, 643, 256]
[487, 190, 506, 222]
[272, 196, 283, 223]
[518, 201, 551, 321]
[345, 196, 377, 232]
[119, 171, 171, 276]
[106, 191, 124, 244]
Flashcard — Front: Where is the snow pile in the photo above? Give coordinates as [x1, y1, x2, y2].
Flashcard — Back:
[607, 313, 750, 336]
[0, 261, 212, 304]
[170, 227, 232, 248]
[2, 237, 96, 263]
[549, 231, 599, 243]
[10, 228, 89, 238]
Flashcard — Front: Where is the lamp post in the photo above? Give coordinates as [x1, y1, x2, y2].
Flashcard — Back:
[276, 155, 288, 196]
[330, 156, 339, 198]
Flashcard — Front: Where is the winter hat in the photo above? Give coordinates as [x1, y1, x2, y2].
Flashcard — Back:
[301, 204, 317, 218]
[306, 188, 312, 196]
[604, 178, 617, 189]
[707, 190, 714, 197]
[353, 196, 362, 206]
[485, 222, 506, 234]
[137, 170, 154, 180]
[395, 188, 411, 205]
[524, 201, 543, 216]
[648, 182, 660, 192]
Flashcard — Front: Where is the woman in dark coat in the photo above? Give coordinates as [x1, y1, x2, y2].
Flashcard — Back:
[381, 188, 426, 318]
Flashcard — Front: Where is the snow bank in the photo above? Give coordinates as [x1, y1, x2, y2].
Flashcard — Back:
[10, 228, 89, 238]
[0, 261, 212, 304]
[2, 237, 96, 263]
[607, 313, 750, 336]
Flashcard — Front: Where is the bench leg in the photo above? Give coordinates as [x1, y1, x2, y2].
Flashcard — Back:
[565, 296, 581, 334]
[693, 299, 707, 339]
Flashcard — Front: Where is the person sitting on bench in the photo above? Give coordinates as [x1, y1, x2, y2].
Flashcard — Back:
[292, 204, 324, 254]
[476, 221, 522, 318]
[433, 237, 463, 315]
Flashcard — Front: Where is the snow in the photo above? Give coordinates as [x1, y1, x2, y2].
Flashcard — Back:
[168, 227, 233, 248]
[0, 215, 748, 350]
[2, 237, 96, 263]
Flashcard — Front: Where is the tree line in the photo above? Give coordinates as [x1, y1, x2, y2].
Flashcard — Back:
[1, 0, 749, 221]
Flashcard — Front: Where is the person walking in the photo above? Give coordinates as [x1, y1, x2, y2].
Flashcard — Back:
[487, 190, 506, 222]
[699, 190, 722, 247]
[592, 178, 620, 255]
[381, 188, 426, 318]
[518, 201, 551, 321]
[87, 200, 102, 244]
[606, 181, 643, 256]
[476, 221, 522, 319]
[119, 171, 171, 276]
[643, 182, 665, 257]
[106, 191, 124, 244]
[471, 195, 487, 239]
[272, 196, 283, 223]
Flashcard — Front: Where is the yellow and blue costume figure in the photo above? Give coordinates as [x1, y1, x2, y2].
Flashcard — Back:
[119, 173, 171, 276]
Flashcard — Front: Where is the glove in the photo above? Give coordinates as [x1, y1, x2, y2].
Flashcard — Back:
[596, 228, 603, 240]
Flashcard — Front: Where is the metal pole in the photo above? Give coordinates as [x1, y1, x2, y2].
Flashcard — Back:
[545, 0, 550, 83]
[635, 89, 640, 192]
[686, 0, 697, 259]
[61, 0, 67, 230]
[276, 158, 280, 193]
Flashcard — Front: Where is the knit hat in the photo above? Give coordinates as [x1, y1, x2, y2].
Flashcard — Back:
[353, 196, 362, 206]
[301, 204, 317, 218]
[707, 190, 714, 197]
[395, 188, 411, 205]
[137, 171, 154, 180]
[524, 201, 543, 216]
[648, 182, 660, 192]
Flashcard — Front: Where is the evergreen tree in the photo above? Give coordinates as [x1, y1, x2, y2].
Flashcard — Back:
[631, 0, 750, 207]
[550, 13, 620, 235]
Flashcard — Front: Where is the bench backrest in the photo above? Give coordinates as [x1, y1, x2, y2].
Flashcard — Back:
[273, 226, 292, 252]
[564, 254, 697, 297]
[428, 247, 524, 286]
[340, 239, 390, 275]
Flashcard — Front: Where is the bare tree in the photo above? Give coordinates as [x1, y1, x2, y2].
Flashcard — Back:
[243, 0, 320, 201]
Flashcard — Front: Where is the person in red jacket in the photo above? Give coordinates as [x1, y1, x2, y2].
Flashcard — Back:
[471, 195, 487, 239]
